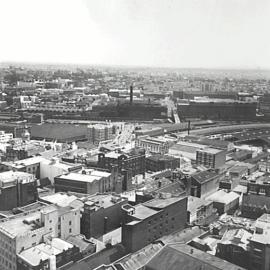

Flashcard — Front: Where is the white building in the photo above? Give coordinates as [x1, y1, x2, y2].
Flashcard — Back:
[135, 136, 170, 155]
[0, 130, 13, 143]
[0, 203, 81, 270]
[40, 158, 78, 184]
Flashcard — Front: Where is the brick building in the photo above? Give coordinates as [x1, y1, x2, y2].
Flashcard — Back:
[121, 195, 187, 253]
[146, 154, 180, 172]
[81, 194, 128, 239]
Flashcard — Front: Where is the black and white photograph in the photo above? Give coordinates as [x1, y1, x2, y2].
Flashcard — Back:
[0, 0, 269, 269]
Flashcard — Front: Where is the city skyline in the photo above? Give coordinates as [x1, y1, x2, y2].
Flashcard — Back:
[0, 0, 270, 69]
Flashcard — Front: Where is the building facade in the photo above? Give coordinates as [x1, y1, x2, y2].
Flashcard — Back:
[55, 169, 115, 195]
[0, 204, 81, 270]
[135, 136, 170, 155]
[81, 194, 128, 239]
[87, 124, 114, 144]
[0, 171, 37, 211]
[196, 148, 226, 169]
[121, 195, 187, 253]
[146, 154, 180, 172]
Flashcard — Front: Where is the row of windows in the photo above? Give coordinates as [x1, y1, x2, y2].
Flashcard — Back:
[148, 213, 172, 226]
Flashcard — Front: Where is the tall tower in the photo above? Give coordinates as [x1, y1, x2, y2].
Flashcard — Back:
[130, 84, 133, 105]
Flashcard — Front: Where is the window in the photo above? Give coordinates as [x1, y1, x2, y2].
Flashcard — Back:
[69, 228, 72, 233]
[69, 221, 72, 226]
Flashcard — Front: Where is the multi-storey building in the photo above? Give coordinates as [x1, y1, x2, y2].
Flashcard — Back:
[190, 170, 221, 198]
[98, 148, 146, 191]
[5, 143, 45, 161]
[0, 203, 81, 270]
[54, 169, 115, 195]
[196, 148, 226, 169]
[248, 214, 270, 270]
[135, 136, 170, 155]
[98, 148, 146, 177]
[87, 124, 114, 144]
[81, 194, 128, 239]
[242, 177, 270, 219]
[0, 122, 27, 138]
[0, 171, 37, 211]
[17, 238, 80, 270]
[121, 195, 187, 252]
[0, 156, 45, 178]
[146, 154, 180, 172]
[0, 130, 13, 143]
[177, 99, 257, 121]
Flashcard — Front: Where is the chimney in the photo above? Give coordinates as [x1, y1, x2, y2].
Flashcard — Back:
[130, 84, 133, 105]
[104, 216, 108, 234]
[49, 255, 56, 270]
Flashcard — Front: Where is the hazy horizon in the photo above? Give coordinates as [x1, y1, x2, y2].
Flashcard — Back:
[0, 0, 270, 69]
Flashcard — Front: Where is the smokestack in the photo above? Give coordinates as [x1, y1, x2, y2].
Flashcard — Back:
[104, 216, 108, 234]
[130, 84, 133, 105]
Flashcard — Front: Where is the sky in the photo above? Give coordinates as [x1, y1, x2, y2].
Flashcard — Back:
[0, 0, 270, 69]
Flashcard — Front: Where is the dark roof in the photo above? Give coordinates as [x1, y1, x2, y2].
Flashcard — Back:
[184, 136, 230, 150]
[198, 138, 230, 149]
[192, 170, 219, 184]
[65, 244, 126, 270]
[243, 193, 270, 209]
[245, 152, 269, 164]
[30, 123, 87, 142]
[113, 242, 163, 270]
[229, 150, 252, 161]
[160, 226, 205, 245]
[145, 244, 245, 270]
[146, 154, 178, 162]
[66, 234, 95, 252]
[229, 165, 248, 174]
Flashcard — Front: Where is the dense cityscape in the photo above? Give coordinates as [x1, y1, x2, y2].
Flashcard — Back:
[0, 63, 269, 270]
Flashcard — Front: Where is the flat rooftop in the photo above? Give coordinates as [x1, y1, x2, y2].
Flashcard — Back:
[57, 172, 102, 183]
[0, 210, 42, 238]
[41, 193, 78, 207]
[206, 190, 239, 204]
[143, 196, 186, 209]
[85, 194, 126, 210]
[2, 156, 46, 168]
[18, 238, 73, 266]
[187, 196, 212, 213]
[105, 151, 122, 159]
[131, 204, 158, 220]
[78, 169, 111, 178]
[197, 147, 224, 154]
[0, 170, 34, 184]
